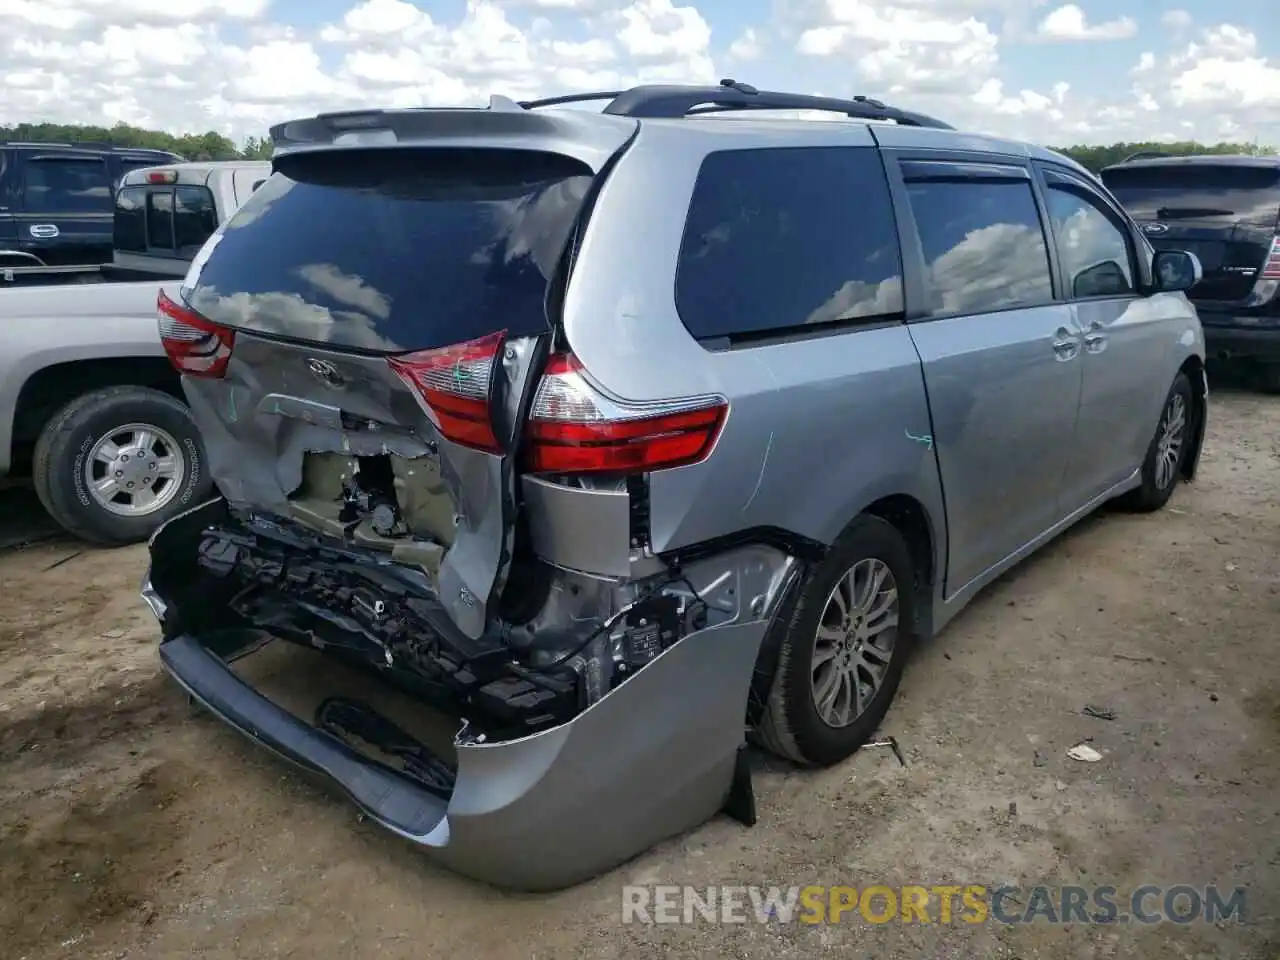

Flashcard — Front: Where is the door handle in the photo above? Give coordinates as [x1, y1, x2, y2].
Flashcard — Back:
[28, 224, 59, 239]
[1052, 327, 1080, 360]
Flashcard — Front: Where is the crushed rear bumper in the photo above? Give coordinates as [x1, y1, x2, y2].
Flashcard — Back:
[153, 600, 766, 891]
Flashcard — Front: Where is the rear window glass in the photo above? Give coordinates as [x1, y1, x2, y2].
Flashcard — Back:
[185, 149, 594, 354]
[1102, 165, 1280, 223]
[114, 186, 147, 252]
[675, 146, 904, 342]
[115, 185, 219, 259]
[174, 186, 218, 254]
[147, 191, 175, 250]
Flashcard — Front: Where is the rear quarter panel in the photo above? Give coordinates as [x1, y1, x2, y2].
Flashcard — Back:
[560, 122, 946, 564]
[0, 280, 177, 473]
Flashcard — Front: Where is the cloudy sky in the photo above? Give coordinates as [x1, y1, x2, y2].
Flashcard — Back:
[0, 0, 1276, 147]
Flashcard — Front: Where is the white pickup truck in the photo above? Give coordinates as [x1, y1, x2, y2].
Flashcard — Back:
[0, 159, 270, 544]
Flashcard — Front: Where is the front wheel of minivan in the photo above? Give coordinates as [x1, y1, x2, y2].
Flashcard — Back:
[1119, 371, 1193, 514]
[755, 515, 915, 768]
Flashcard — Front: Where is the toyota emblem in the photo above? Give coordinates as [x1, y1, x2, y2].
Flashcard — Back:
[306, 358, 344, 387]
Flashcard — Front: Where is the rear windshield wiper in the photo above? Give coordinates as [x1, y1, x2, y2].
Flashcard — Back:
[1155, 206, 1236, 219]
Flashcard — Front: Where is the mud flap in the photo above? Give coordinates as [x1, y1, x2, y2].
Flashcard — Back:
[721, 745, 757, 827]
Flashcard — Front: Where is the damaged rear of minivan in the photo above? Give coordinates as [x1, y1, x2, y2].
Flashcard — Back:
[142, 107, 796, 890]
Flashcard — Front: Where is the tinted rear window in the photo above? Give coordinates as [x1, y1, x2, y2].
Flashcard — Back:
[185, 149, 594, 353]
[114, 187, 147, 252]
[1102, 165, 1280, 223]
[114, 184, 219, 258]
[675, 146, 904, 343]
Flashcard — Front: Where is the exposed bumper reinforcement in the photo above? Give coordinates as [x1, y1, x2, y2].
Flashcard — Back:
[159, 616, 769, 891]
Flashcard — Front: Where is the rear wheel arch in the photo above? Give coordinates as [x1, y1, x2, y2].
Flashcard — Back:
[751, 513, 917, 765]
[862, 493, 937, 604]
[1176, 354, 1207, 482]
[12, 356, 185, 454]
[745, 494, 936, 729]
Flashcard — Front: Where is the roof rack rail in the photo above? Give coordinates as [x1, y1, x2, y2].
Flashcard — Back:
[1, 140, 178, 154]
[518, 79, 953, 129]
[1120, 150, 1172, 163]
[519, 92, 624, 110]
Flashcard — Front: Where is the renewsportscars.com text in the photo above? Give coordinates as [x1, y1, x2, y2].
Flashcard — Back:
[621, 884, 1247, 925]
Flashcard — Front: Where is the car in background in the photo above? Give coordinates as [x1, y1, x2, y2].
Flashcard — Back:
[0, 160, 271, 545]
[112, 161, 270, 278]
[0, 141, 182, 271]
[142, 81, 1208, 892]
[1100, 154, 1280, 391]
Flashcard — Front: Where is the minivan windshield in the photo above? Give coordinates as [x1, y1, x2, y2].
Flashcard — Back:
[1102, 164, 1280, 224]
[183, 149, 594, 354]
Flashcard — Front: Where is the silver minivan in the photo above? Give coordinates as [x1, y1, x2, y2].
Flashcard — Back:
[143, 81, 1208, 891]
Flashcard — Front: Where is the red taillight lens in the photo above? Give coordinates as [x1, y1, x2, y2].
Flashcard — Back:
[157, 290, 235, 379]
[386, 330, 505, 454]
[1260, 237, 1280, 280]
[524, 353, 727, 474]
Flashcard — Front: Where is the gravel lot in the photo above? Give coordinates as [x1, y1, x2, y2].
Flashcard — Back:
[1, 385, 1277, 960]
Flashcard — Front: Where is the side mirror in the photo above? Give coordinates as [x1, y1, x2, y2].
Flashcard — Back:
[1152, 249, 1202, 293]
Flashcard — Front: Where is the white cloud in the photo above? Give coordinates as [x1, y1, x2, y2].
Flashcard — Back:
[1035, 5, 1137, 42]
[795, 1, 1000, 96]
[0, 0, 1277, 151]
[727, 27, 762, 62]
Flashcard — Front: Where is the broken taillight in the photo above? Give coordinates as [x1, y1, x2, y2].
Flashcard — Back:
[524, 353, 727, 475]
[157, 290, 235, 379]
[386, 330, 505, 454]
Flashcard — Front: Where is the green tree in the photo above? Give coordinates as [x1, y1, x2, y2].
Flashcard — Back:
[239, 135, 274, 160]
[3, 121, 1277, 172]
[1051, 140, 1277, 173]
[0, 121, 244, 161]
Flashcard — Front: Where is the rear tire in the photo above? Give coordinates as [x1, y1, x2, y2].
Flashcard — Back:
[32, 386, 212, 546]
[754, 515, 915, 767]
[1119, 372, 1193, 513]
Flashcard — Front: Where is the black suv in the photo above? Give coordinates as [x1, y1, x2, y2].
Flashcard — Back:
[1101, 155, 1280, 390]
[0, 141, 182, 269]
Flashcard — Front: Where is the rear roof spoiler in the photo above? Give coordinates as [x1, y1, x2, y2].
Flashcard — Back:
[269, 102, 638, 171]
[269, 79, 952, 166]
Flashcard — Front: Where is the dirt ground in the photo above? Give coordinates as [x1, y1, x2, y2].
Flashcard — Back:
[1, 385, 1278, 960]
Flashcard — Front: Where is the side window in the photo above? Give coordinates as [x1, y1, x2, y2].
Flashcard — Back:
[174, 186, 219, 255]
[22, 158, 111, 214]
[903, 176, 1054, 318]
[1044, 183, 1136, 299]
[146, 191, 176, 250]
[675, 146, 904, 342]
